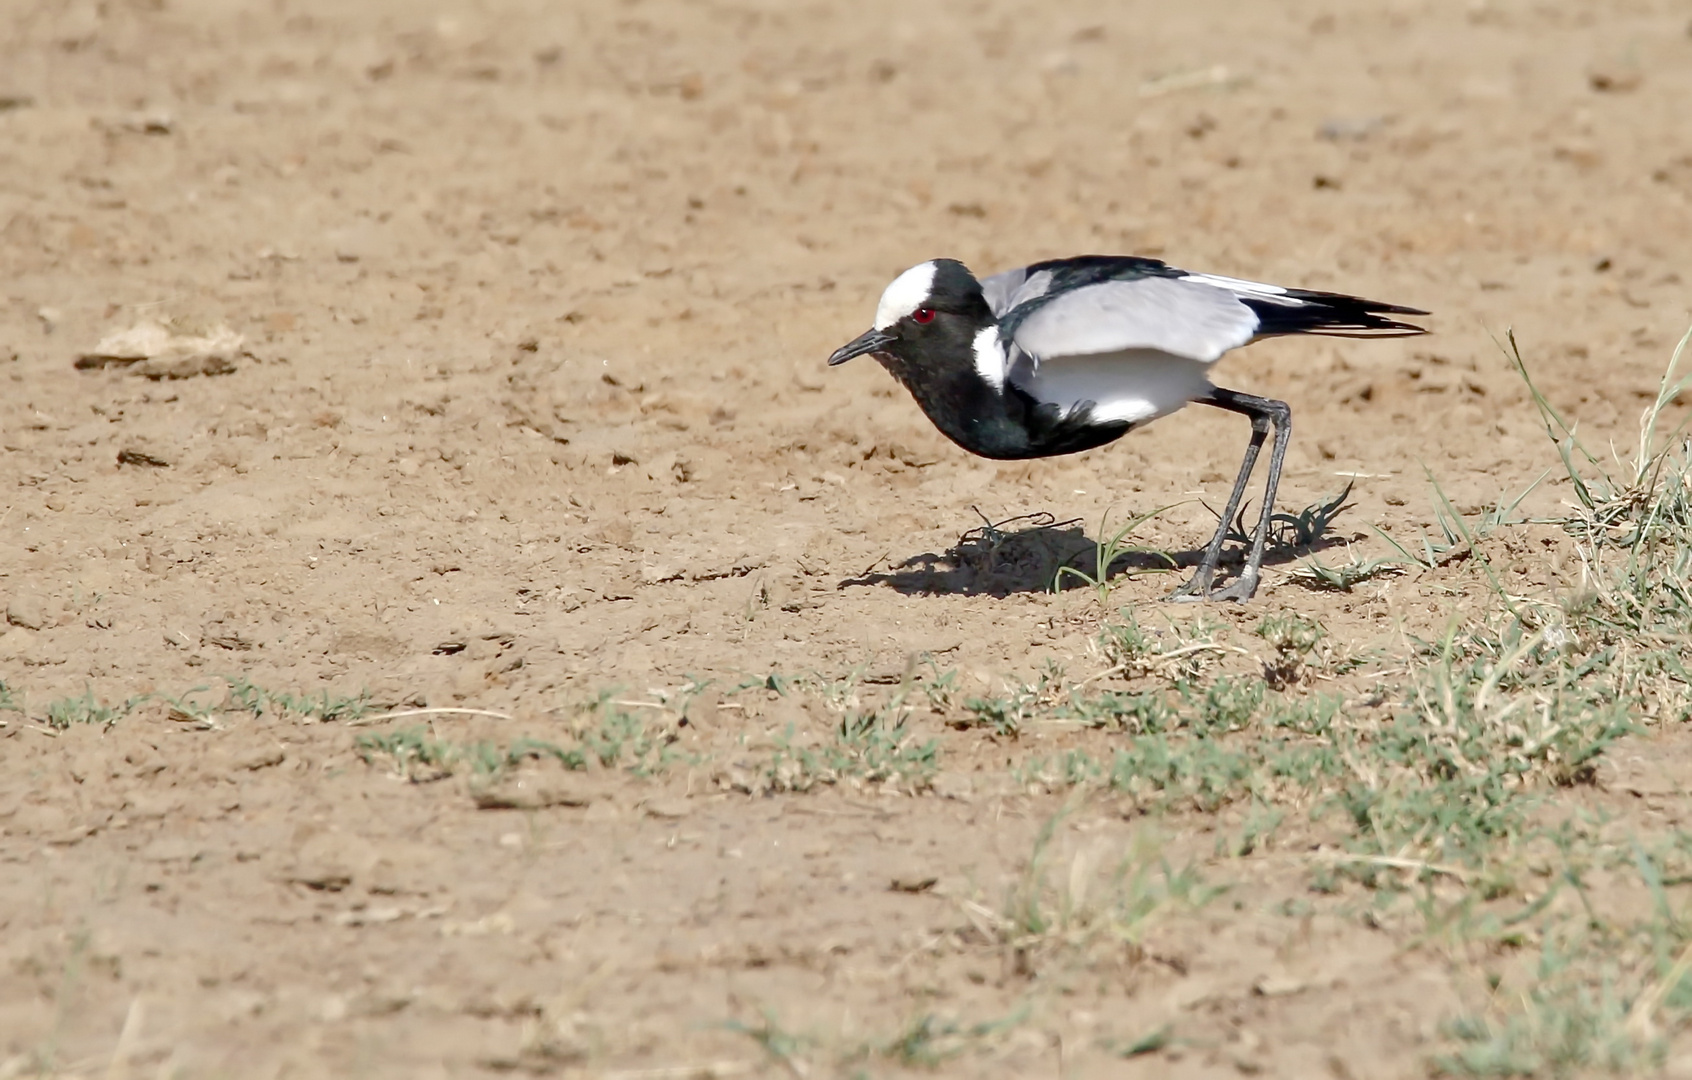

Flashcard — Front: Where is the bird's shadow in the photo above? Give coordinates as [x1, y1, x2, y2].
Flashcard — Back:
[838, 487, 1359, 598]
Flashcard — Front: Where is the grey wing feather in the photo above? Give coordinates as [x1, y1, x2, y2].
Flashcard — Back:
[980, 267, 1055, 318]
[979, 268, 1024, 317]
[1009, 276, 1261, 364]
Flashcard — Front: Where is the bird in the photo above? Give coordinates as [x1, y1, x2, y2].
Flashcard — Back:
[826, 255, 1427, 601]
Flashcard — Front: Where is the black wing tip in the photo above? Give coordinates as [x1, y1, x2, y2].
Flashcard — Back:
[1245, 291, 1430, 339]
[1380, 315, 1430, 333]
[1367, 302, 1431, 317]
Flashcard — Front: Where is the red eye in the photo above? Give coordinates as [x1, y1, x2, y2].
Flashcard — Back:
[911, 308, 936, 324]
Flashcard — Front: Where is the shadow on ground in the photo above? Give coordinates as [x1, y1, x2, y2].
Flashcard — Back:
[840, 492, 1358, 597]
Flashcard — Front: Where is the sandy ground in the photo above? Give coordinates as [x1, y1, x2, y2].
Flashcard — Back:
[4, 0, 1692, 1076]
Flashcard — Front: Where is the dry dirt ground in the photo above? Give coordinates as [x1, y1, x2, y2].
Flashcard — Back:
[4, 0, 1692, 1077]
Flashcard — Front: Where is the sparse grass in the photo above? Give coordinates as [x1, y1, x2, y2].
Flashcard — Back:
[1401, 327, 1692, 1068]
[1262, 483, 1355, 551]
[1, 678, 373, 732]
[1375, 468, 1546, 572]
[224, 675, 373, 723]
[1105, 734, 1267, 811]
[1288, 548, 1406, 592]
[919, 661, 961, 712]
[960, 665, 1064, 737]
[574, 691, 683, 775]
[352, 692, 683, 784]
[1105, 1025, 1174, 1058]
[1093, 610, 1238, 682]
[159, 683, 223, 726]
[354, 727, 587, 783]
[42, 688, 135, 731]
[865, 1007, 1032, 1069]
[1439, 950, 1651, 1077]
[980, 811, 1220, 979]
[5, 677, 378, 732]
[1052, 503, 1178, 602]
[1433, 845, 1692, 1078]
[727, 1005, 1032, 1076]
[1255, 611, 1325, 688]
[354, 727, 466, 782]
[1320, 623, 1636, 883]
[0, 684, 135, 730]
[1094, 609, 1161, 677]
[722, 1011, 816, 1076]
[759, 680, 939, 794]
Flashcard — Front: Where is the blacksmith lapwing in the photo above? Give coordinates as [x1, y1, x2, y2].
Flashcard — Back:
[827, 256, 1427, 601]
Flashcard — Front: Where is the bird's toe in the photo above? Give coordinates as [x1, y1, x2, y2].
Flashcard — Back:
[1204, 574, 1260, 603]
[1165, 571, 1216, 603]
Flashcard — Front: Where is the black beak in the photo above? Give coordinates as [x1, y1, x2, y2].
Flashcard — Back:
[827, 328, 895, 367]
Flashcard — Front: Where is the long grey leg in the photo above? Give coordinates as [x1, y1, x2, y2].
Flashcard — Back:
[1167, 394, 1269, 601]
[1167, 386, 1291, 603]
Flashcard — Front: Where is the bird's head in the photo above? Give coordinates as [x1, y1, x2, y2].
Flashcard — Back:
[826, 259, 993, 372]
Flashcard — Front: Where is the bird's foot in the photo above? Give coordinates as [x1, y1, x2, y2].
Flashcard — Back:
[1166, 566, 1217, 603]
[1204, 572, 1260, 603]
[1165, 567, 1259, 603]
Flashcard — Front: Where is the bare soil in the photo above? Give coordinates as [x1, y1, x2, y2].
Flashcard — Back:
[4, 0, 1692, 1076]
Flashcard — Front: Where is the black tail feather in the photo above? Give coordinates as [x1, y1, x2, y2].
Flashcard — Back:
[1243, 288, 1428, 339]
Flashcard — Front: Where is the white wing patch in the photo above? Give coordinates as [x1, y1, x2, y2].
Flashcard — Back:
[971, 325, 1007, 390]
[873, 261, 939, 330]
[1009, 349, 1212, 426]
[1012, 276, 1260, 364]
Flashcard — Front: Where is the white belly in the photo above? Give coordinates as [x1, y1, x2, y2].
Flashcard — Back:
[1008, 348, 1212, 426]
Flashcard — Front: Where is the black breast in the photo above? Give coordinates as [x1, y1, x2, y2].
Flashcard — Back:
[886, 361, 1134, 461]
